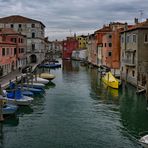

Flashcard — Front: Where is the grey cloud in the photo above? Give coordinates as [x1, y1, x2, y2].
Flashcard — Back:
[0, 0, 148, 40]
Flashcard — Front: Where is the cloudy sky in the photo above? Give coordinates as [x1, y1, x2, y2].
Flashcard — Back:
[0, 0, 147, 40]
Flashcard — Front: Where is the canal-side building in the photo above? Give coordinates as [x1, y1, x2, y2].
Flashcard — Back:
[87, 34, 97, 65]
[62, 36, 78, 60]
[0, 15, 46, 64]
[0, 28, 27, 69]
[102, 32, 113, 67]
[0, 32, 17, 77]
[76, 35, 87, 50]
[120, 19, 148, 88]
[95, 25, 112, 67]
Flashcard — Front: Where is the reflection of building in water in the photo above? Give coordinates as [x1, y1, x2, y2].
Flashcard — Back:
[62, 60, 80, 72]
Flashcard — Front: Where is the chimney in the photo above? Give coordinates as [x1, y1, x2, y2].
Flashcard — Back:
[124, 22, 128, 31]
[134, 18, 139, 24]
[146, 18, 148, 22]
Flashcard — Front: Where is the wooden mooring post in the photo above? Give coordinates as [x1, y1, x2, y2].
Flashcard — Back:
[0, 85, 4, 121]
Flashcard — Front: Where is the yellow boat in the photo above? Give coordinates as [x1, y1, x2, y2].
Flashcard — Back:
[37, 73, 55, 80]
[102, 72, 120, 89]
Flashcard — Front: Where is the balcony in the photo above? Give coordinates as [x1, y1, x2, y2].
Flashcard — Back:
[122, 59, 136, 67]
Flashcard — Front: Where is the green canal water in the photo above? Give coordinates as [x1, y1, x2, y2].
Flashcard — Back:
[1, 60, 148, 148]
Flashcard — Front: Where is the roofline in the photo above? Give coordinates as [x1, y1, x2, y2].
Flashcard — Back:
[120, 27, 148, 33]
[0, 15, 45, 27]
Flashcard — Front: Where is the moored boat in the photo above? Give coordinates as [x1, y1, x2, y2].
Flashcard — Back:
[21, 87, 43, 93]
[4, 90, 33, 106]
[102, 72, 120, 89]
[37, 73, 55, 80]
[23, 82, 45, 89]
[39, 63, 61, 68]
[30, 77, 49, 84]
[139, 135, 148, 148]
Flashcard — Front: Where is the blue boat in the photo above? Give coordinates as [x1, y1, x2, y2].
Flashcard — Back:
[39, 63, 61, 69]
[22, 91, 34, 97]
[8, 82, 34, 96]
[21, 87, 43, 93]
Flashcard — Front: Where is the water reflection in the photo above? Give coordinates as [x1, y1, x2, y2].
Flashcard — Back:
[4, 115, 19, 126]
[62, 60, 80, 72]
[45, 81, 56, 89]
[17, 106, 33, 115]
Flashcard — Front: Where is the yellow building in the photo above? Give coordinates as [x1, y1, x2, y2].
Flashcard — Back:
[76, 35, 87, 50]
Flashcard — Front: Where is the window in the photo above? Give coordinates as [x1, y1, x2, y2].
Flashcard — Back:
[104, 43, 106, 47]
[18, 38, 21, 43]
[109, 43, 112, 47]
[144, 34, 148, 43]
[32, 24, 35, 28]
[109, 35, 112, 38]
[19, 24, 22, 28]
[14, 48, 17, 55]
[133, 34, 136, 43]
[32, 32, 35, 38]
[132, 71, 135, 77]
[32, 44, 35, 50]
[2, 48, 5, 56]
[21, 48, 24, 53]
[108, 51, 112, 56]
[127, 35, 130, 43]
[11, 24, 14, 28]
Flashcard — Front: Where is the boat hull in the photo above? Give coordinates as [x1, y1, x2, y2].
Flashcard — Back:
[31, 77, 49, 84]
[102, 72, 119, 89]
[37, 73, 55, 80]
[6, 96, 33, 106]
[23, 82, 45, 89]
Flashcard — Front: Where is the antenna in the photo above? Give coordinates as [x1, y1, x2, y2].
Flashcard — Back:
[69, 28, 72, 36]
[139, 10, 144, 22]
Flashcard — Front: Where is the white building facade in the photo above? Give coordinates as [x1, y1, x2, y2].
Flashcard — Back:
[0, 15, 46, 64]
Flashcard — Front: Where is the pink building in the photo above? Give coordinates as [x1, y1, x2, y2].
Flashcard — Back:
[0, 28, 27, 69]
[0, 34, 16, 77]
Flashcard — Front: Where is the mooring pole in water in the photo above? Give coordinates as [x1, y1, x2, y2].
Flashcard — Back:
[0, 85, 4, 121]
[146, 73, 148, 100]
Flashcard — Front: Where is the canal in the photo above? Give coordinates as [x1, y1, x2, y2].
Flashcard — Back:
[1, 60, 148, 148]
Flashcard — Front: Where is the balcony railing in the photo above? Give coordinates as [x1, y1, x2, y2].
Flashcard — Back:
[122, 59, 136, 66]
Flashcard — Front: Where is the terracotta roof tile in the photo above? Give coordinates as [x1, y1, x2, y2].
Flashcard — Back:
[0, 15, 45, 27]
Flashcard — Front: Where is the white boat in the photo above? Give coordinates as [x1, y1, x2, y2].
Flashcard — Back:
[139, 135, 148, 148]
[23, 82, 45, 89]
[6, 96, 33, 106]
[30, 77, 49, 84]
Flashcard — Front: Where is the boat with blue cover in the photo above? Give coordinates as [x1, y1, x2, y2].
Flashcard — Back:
[22, 90, 34, 96]
[1, 82, 33, 107]
[39, 63, 61, 68]
[20, 87, 43, 93]
[4, 89, 33, 106]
